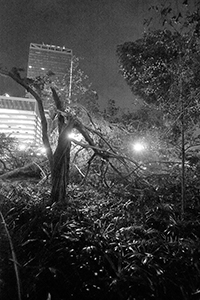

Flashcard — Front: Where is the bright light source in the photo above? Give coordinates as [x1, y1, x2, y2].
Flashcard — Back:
[4, 93, 10, 97]
[39, 147, 46, 154]
[36, 147, 46, 156]
[68, 133, 74, 139]
[68, 132, 82, 142]
[18, 144, 27, 151]
[133, 142, 146, 153]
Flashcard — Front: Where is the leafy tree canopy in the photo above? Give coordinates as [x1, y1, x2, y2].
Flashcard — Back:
[117, 28, 200, 111]
[117, 4, 200, 172]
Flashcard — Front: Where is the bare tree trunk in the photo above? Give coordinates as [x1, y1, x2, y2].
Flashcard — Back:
[0, 163, 41, 180]
[51, 151, 70, 203]
[50, 119, 74, 203]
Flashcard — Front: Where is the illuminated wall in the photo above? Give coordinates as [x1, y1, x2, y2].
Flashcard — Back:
[0, 96, 42, 145]
[27, 43, 72, 79]
[27, 43, 73, 106]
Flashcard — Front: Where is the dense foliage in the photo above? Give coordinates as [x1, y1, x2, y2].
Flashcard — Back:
[116, 5, 200, 211]
[1, 4, 200, 300]
[0, 180, 200, 300]
[117, 29, 200, 112]
[0, 134, 46, 175]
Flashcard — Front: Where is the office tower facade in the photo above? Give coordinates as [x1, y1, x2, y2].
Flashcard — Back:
[0, 95, 42, 145]
[0, 43, 73, 146]
[27, 43, 73, 98]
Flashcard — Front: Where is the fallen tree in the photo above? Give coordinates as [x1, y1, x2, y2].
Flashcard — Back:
[0, 163, 41, 181]
[0, 67, 144, 203]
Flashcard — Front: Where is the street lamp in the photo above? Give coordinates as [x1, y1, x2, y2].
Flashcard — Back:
[67, 132, 82, 142]
[132, 141, 146, 153]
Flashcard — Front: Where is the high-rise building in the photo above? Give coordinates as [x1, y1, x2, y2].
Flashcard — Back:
[0, 95, 42, 145]
[0, 43, 73, 146]
[27, 43, 73, 98]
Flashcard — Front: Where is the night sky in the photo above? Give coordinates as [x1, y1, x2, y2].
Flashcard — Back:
[0, 0, 149, 108]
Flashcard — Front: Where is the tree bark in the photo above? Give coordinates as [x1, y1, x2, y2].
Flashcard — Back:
[50, 119, 74, 203]
[50, 152, 70, 203]
[0, 163, 41, 181]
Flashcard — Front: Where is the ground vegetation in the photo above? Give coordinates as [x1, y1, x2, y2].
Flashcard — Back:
[1, 2, 200, 299]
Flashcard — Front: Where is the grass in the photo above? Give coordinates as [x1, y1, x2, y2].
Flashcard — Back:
[0, 210, 21, 300]
[0, 180, 200, 299]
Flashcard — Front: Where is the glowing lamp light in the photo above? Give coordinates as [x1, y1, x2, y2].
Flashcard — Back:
[35, 147, 47, 156]
[133, 142, 146, 153]
[68, 132, 75, 139]
[39, 147, 46, 154]
[68, 132, 82, 142]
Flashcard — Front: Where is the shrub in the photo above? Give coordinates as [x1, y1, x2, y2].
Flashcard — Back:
[1, 182, 200, 299]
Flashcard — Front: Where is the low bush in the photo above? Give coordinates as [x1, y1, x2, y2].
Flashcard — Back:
[0, 182, 200, 299]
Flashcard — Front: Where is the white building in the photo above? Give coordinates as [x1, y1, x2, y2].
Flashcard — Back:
[0, 95, 42, 145]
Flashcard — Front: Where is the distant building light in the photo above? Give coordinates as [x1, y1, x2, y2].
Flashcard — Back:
[28, 66, 33, 68]
[18, 144, 27, 151]
[41, 67, 45, 70]
[36, 147, 46, 156]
